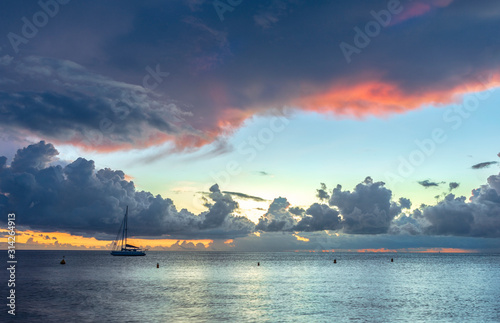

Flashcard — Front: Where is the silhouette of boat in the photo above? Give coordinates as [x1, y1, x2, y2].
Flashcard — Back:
[111, 206, 146, 256]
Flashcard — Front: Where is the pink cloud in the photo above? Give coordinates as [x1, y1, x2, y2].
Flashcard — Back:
[392, 0, 454, 25]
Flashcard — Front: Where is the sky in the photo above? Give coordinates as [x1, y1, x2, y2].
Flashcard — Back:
[0, 0, 500, 252]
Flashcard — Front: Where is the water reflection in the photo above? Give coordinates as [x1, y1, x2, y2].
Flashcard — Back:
[5, 251, 500, 322]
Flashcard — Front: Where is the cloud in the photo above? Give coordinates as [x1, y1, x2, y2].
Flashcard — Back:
[288, 206, 305, 216]
[185, 0, 207, 12]
[17, 237, 86, 250]
[389, 213, 424, 235]
[294, 203, 342, 232]
[162, 240, 209, 251]
[316, 183, 330, 202]
[418, 180, 442, 188]
[253, 0, 292, 29]
[422, 194, 475, 236]
[399, 197, 412, 209]
[391, 173, 500, 238]
[0, 142, 254, 239]
[2, 142, 500, 244]
[391, 0, 455, 25]
[0, 57, 200, 152]
[198, 184, 256, 235]
[0, 55, 14, 66]
[10, 140, 59, 172]
[329, 177, 403, 234]
[222, 191, 267, 202]
[253, 12, 280, 29]
[221, 230, 500, 252]
[1, 2, 500, 152]
[449, 182, 460, 191]
[257, 177, 409, 235]
[256, 197, 296, 232]
[471, 161, 498, 169]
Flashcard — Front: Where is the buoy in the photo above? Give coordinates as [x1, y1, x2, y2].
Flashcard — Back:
[60, 256, 66, 265]
[334, 259, 337, 264]
[257, 262, 260, 266]
[391, 258, 393, 262]
[157, 263, 159, 268]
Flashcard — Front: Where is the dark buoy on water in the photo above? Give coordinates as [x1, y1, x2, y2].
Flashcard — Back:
[157, 263, 159, 268]
[391, 258, 394, 262]
[60, 256, 66, 265]
[334, 259, 337, 264]
[257, 262, 260, 266]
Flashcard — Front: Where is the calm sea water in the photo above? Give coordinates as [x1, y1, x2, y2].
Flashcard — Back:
[1, 251, 499, 322]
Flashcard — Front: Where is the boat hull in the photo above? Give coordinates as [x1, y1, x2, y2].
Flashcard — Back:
[110, 251, 146, 256]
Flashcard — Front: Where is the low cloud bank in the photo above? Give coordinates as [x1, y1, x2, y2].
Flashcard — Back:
[1, 142, 500, 240]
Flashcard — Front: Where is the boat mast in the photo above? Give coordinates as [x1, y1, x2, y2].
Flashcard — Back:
[124, 206, 128, 248]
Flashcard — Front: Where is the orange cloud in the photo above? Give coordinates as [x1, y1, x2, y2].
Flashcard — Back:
[406, 248, 478, 253]
[354, 248, 478, 253]
[292, 233, 310, 242]
[0, 229, 212, 250]
[295, 247, 478, 253]
[358, 248, 397, 253]
[56, 107, 252, 154]
[47, 70, 500, 153]
[296, 74, 500, 118]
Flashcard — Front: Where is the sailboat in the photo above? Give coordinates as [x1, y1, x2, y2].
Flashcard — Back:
[111, 206, 146, 256]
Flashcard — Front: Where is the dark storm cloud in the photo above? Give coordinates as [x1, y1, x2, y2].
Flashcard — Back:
[399, 197, 412, 209]
[316, 183, 330, 202]
[257, 177, 410, 234]
[200, 184, 248, 231]
[0, 142, 254, 238]
[390, 174, 500, 238]
[422, 194, 476, 236]
[449, 182, 460, 191]
[471, 161, 498, 169]
[289, 206, 305, 216]
[418, 180, 442, 188]
[1, 1, 500, 149]
[389, 213, 423, 236]
[294, 203, 342, 232]
[10, 140, 59, 172]
[3, 141, 500, 242]
[222, 191, 267, 202]
[0, 57, 197, 150]
[329, 177, 403, 234]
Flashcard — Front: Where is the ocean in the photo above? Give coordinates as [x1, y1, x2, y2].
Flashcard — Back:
[1, 251, 499, 322]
